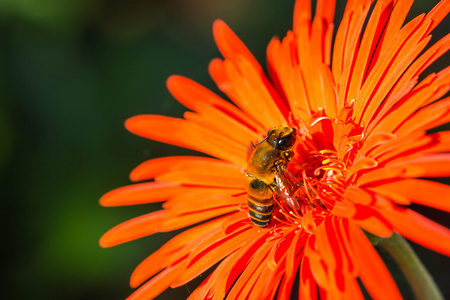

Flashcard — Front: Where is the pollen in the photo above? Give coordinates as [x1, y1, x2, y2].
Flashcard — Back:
[272, 148, 348, 227]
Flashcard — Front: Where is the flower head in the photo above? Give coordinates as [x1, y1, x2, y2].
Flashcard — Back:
[101, 0, 450, 299]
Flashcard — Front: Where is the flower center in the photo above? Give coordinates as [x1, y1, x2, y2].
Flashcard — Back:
[272, 149, 346, 231]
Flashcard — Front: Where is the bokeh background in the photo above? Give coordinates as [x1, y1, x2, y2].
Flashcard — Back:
[1, 0, 449, 299]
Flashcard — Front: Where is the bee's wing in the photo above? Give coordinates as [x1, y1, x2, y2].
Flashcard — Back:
[273, 164, 305, 211]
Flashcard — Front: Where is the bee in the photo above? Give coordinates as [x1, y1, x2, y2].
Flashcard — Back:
[246, 126, 307, 227]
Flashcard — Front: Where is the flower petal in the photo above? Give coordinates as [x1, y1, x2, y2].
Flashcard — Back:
[381, 206, 450, 256]
[163, 191, 244, 213]
[171, 226, 255, 287]
[100, 182, 182, 206]
[299, 257, 318, 300]
[127, 261, 187, 300]
[353, 204, 393, 238]
[213, 20, 261, 73]
[349, 222, 402, 300]
[226, 237, 278, 299]
[395, 96, 450, 135]
[100, 211, 166, 247]
[130, 217, 226, 288]
[368, 179, 450, 212]
[155, 160, 245, 188]
[166, 75, 262, 134]
[125, 115, 247, 166]
[347, 0, 396, 102]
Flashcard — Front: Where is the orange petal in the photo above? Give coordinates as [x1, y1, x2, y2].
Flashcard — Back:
[226, 237, 277, 299]
[353, 15, 430, 125]
[314, 0, 336, 65]
[348, 223, 402, 300]
[155, 159, 245, 188]
[368, 179, 450, 212]
[267, 228, 296, 270]
[390, 33, 450, 98]
[355, 165, 405, 186]
[130, 217, 226, 287]
[369, 67, 450, 136]
[253, 254, 284, 299]
[100, 211, 166, 247]
[362, 33, 431, 126]
[395, 96, 450, 135]
[212, 229, 271, 299]
[130, 156, 233, 182]
[127, 261, 187, 300]
[423, 0, 450, 35]
[100, 182, 182, 206]
[331, 200, 357, 218]
[160, 206, 238, 232]
[213, 20, 261, 73]
[380, 206, 450, 256]
[375, 0, 413, 57]
[293, 0, 311, 38]
[166, 75, 261, 132]
[184, 108, 260, 147]
[163, 191, 244, 214]
[353, 204, 393, 238]
[336, 218, 358, 275]
[125, 115, 247, 166]
[337, 4, 371, 110]
[266, 34, 311, 121]
[277, 232, 307, 299]
[188, 251, 238, 300]
[304, 235, 327, 290]
[224, 56, 287, 127]
[343, 185, 374, 205]
[171, 226, 255, 287]
[347, 1, 395, 102]
[384, 153, 450, 178]
[299, 254, 318, 300]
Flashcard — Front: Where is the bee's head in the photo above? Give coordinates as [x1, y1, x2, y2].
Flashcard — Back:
[266, 126, 297, 151]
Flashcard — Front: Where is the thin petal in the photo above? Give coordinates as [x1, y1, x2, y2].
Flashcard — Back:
[368, 179, 450, 212]
[349, 222, 402, 300]
[100, 182, 182, 206]
[396, 96, 450, 135]
[353, 204, 393, 238]
[213, 20, 261, 73]
[226, 237, 278, 299]
[423, 0, 450, 35]
[171, 226, 254, 287]
[160, 206, 238, 232]
[154, 161, 245, 188]
[299, 254, 318, 300]
[381, 206, 450, 256]
[163, 191, 244, 213]
[127, 262, 187, 300]
[100, 211, 166, 247]
[347, 0, 395, 101]
[130, 156, 237, 182]
[125, 115, 247, 166]
[166, 75, 262, 133]
[130, 217, 226, 287]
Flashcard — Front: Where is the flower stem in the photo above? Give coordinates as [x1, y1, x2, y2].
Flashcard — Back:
[378, 233, 443, 300]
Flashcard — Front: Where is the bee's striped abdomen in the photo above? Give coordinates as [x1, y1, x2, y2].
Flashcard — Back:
[247, 195, 274, 227]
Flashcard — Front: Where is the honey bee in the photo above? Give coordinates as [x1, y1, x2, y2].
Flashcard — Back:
[246, 126, 308, 227]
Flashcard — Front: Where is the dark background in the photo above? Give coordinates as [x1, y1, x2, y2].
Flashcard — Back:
[0, 0, 448, 299]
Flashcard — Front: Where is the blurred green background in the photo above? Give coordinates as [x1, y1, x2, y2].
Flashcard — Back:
[0, 0, 449, 299]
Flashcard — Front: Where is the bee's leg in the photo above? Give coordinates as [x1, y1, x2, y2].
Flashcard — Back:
[268, 181, 278, 192]
[283, 150, 294, 161]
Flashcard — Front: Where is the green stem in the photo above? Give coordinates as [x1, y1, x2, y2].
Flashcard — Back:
[378, 233, 443, 300]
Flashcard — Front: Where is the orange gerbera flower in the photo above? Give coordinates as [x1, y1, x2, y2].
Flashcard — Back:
[100, 0, 450, 299]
